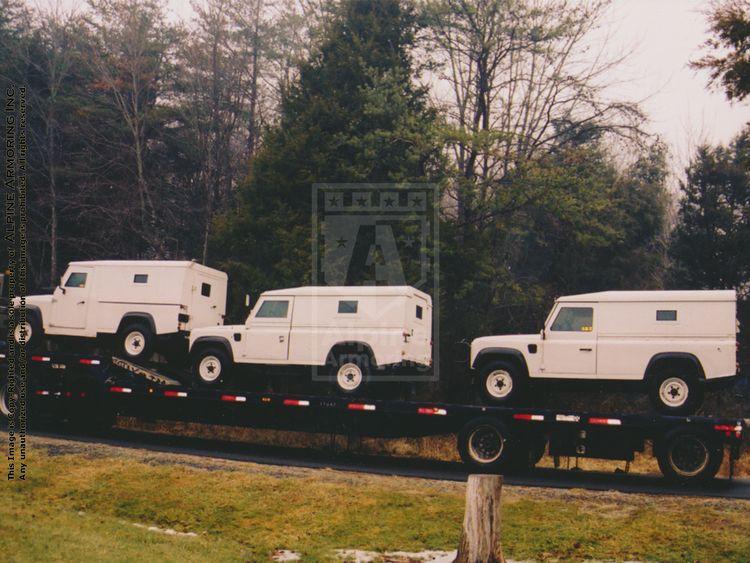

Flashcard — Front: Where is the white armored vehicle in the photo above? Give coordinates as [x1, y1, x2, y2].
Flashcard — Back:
[15, 260, 227, 361]
[470, 290, 738, 414]
[189, 285, 433, 393]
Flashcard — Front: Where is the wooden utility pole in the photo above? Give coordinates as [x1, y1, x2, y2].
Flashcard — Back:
[454, 474, 505, 563]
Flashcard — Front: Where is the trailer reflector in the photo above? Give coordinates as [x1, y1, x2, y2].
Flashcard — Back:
[589, 417, 622, 426]
[35, 390, 50, 396]
[556, 414, 580, 423]
[418, 407, 447, 416]
[221, 394, 247, 403]
[31, 356, 51, 362]
[348, 403, 376, 411]
[109, 386, 132, 394]
[513, 413, 544, 422]
[164, 390, 188, 398]
[283, 399, 310, 407]
[79, 358, 101, 365]
[714, 423, 743, 439]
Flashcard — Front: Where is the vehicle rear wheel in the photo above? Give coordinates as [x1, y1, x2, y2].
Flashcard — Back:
[117, 322, 155, 362]
[477, 360, 524, 405]
[192, 346, 230, 387]
[330, 351, 372, 394]
[457, 417, 515, 471]
[649, 371, 703, 415]
[13, 313, 42, 350]
[655, 428, 723, 484]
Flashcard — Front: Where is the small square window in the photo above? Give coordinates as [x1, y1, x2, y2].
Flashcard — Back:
[338, 300, 358, 314]
[201, 283, 211, 297]
[657, 310, 677, 321]
[416, 305, 423, 319]
[134, 274, 148, 284]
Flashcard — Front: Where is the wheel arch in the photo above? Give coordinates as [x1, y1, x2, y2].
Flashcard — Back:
[191, 336, 234, 362]
[116, 313, 157, 336]
[328, 341, 377, 367]
[472, 347, 529, 378]
[645, 352, 705, 381]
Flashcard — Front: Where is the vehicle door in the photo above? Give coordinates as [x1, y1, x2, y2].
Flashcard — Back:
[540, 304, 597, 376]
[49, 268, 93, 329]
[243, 297, 293, 361]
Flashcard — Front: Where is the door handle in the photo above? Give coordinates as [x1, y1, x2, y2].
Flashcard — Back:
[579, 347, 592, 352]
[279, 335, 285, 342]
[77, 301, 86, 305]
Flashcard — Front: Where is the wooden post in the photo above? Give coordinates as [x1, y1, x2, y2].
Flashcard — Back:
[454, 474, 505, 563]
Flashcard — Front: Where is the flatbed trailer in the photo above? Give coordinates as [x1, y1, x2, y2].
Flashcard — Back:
[2, 351, 746, 485]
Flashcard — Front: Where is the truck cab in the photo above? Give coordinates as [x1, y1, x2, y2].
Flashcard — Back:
[470, 290, 738, 414]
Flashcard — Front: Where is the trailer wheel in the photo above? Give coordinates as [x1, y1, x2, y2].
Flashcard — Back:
[193, 346, 230, 387]
[0, 379, 12, 417]
[649, 371, 703, 415]
[477, 360, 524, 405]
[117, 322, 155, 362]
[457, 417, 514, 471]
[655, 428, 723, 484]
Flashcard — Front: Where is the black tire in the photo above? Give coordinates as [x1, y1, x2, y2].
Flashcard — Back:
[457, 417, 515, 472]
[477, 360, 525, 405]
[13, 312, 42, 350]
[192, 346, 231, 387]
[655, 428, 724, 484]
[328, 349, 372, 395]
[649, 371, 703, 415]
[117, 322, 155, 362]
[0, 378, 12, 418]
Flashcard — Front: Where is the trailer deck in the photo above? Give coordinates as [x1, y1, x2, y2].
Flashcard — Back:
[2, 350, 746, 485]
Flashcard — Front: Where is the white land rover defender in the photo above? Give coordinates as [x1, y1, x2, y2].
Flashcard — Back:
[15, 260, 227, 361]
[470, 290, 738, 414]
[189, 285, 432, 393]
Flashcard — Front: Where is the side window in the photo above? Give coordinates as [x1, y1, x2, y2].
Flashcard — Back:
[416, 305, 423, 319]
[551, 307, 593, 332]
[65, 272, 87, 288]
[201, 283, 211, 297]
[656, 310, 677, 321]
[255, 300, 289, 318]
[134, 274, 148, 284]
[338, 300, 358, 314]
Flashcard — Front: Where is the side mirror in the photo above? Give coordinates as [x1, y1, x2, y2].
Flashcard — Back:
[540, 328, 546, 340]
[58, 285, 66, 295]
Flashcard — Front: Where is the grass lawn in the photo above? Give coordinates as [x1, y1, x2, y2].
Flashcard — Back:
[1, 441, 749, 562]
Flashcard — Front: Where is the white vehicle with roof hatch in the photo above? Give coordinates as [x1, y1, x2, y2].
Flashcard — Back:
[14, 260, 227, 361]
[189, 285, 432, 393]
[470, 290, 738, 414]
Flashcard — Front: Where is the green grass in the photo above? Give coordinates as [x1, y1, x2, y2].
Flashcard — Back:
[2, 450, 749, 561]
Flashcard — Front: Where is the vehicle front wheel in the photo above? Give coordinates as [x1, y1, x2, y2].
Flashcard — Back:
[477, 360, 524, 405]
[655, 428, 723, 484]
[649, 372, 703, 415]
[117, 322, 155, 362]
[192, 347, 231, 387]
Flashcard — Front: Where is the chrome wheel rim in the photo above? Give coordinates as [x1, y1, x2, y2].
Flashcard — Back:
[198, 355, 222, 382]
[485, 369, 513, 399]
[468, 425, 504, 463]
[669, 436, 709, 477]
[659, 377, 689, 408]
[337, 363, 363, 391]
[124, 331, 146, 357]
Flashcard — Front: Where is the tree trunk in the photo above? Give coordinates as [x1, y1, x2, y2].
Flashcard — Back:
[454, 474, 505, 563]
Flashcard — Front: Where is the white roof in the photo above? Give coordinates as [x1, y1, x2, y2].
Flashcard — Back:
[557, 290, 736, 303]
[262, 285, 431, 300]
[67, 260, 227, 278]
